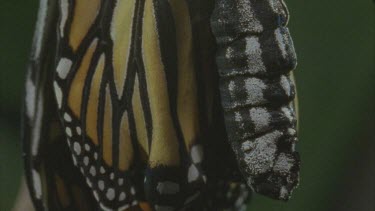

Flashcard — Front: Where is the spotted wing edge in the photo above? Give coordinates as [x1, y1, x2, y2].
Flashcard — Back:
[22, 0, 60, 210]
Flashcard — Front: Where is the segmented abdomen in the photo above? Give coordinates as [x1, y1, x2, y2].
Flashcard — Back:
[211, 0, 300, 200]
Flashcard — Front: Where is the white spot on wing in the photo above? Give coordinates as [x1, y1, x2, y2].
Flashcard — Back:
[32, 0, 48, 59]
[56, 58, 72, 79]
[118, 178, 124, 185]
[84, 143, 90, 151]
[130, 187, 136, 195]
[65, 127, 72, 137]
[76, 127, 82, 135]
[100, 166, 106, 174]
[157, 182, 180, 195]
[86, 178, 92, 187]
[59, 0, 69, 37]
[32, 169, 42, 199]
[188, 165, 199, 183]
[90, 166, 96, 176]
[118, 204, 130, 210]
[53, 81, 63, 109]
[83, 156, 89, 166]
[25, 76, 36, 120]
[119, 192, 126, 201]
[191, 145, 203, 164]
[202, 175, 207, 183]
[98, 180, 105, 191]
[93, 191, 99, 200]
[72, 155, 77, 165]
[99, 203, 113, 211]
[63, 113, 72, 122]
[31, 96, 44, 156]
[73, 142, 81, 155]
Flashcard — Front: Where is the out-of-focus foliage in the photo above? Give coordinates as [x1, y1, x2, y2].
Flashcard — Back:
[0, 1, 373, 211]
[0, 2, 38, 211]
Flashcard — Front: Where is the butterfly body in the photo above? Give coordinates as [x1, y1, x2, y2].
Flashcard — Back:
[211, 0, 300, 200]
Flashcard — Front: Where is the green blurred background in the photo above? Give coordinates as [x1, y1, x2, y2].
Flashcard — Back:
[0, 1, 373, 211]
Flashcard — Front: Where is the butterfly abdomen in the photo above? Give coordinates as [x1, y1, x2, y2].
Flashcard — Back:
[211, 0, 300, 200]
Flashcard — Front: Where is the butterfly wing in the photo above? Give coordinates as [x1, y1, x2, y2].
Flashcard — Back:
[24, 0, 255, 210]
[23, 1, 97, 210]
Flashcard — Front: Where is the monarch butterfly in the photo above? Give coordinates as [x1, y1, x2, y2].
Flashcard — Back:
[22, 0, 299, 210]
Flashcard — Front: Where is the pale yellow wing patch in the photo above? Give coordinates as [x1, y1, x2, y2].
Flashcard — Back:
[169, 0, 200, 150]
[85, 54, 105, 146]
[69, 0, 101, 51]
[68, 39, 98, 118]
[119, 112, 134, 171]
[111, 0, 137, 98]
[103, 84, 113, 166]
[132, 75, 149, 158]
[142, 0, 180, 168]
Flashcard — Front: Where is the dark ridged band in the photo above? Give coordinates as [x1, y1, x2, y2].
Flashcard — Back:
[211, 0, 300, 200]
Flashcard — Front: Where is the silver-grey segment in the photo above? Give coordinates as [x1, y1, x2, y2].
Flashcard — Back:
[211, 0, 299, 200]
